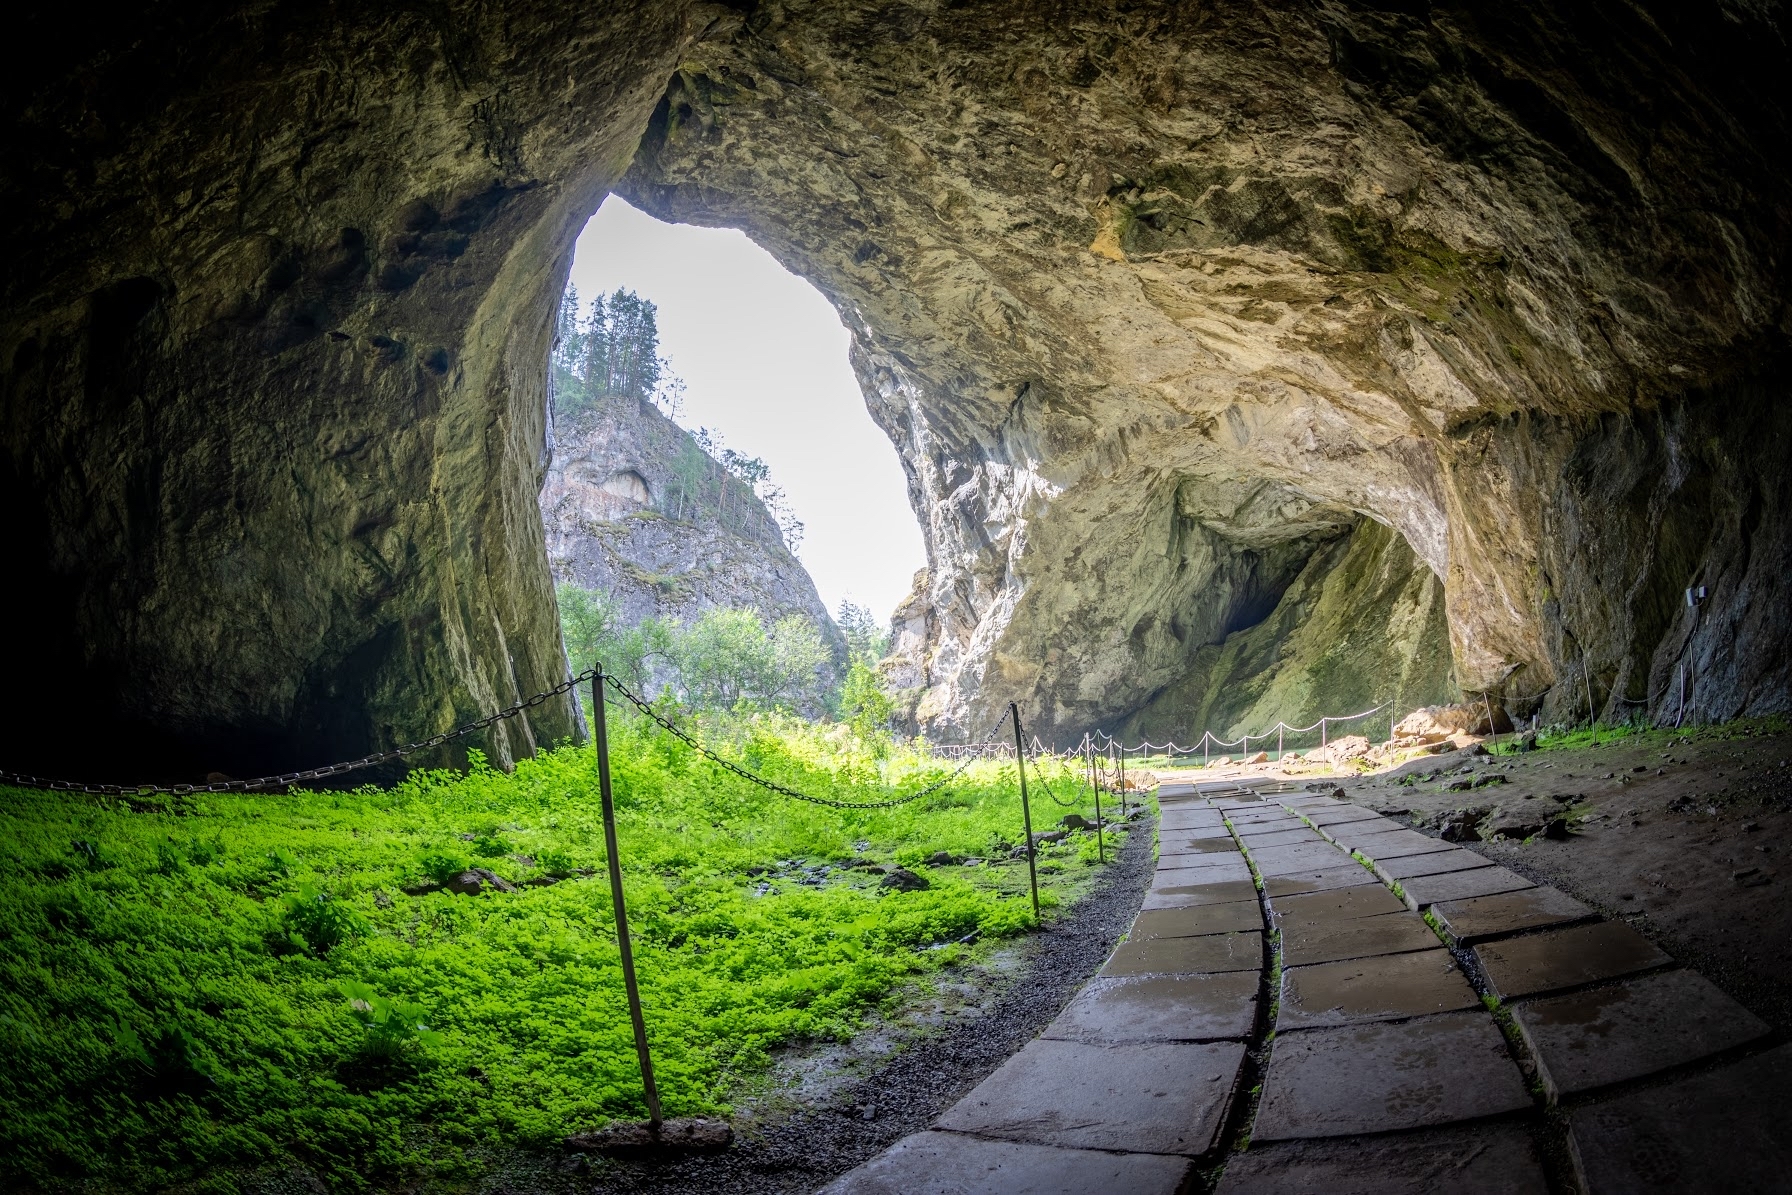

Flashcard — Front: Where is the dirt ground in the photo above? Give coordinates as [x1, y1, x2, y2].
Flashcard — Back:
[1154, 718, 1792, 1033]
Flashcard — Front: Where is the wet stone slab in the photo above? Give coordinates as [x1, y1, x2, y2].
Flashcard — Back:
[1102, 930, 1263, 976]
[1429, 887, 1594, 945]
[1280, 912, 1445, 968]
[1155, 859, 1253, 886]
[1158, 833, 1238, 855]
[1569, 1043, 1792, 1192]
[1249, 843, 1355, 876]
[1316, 818, 1406, 843]
[1264, 867, 1380, 898]
[1143, 879, 1260, 910]
[1270, 883, 1407, 927]
[1333, 828, 1456, 861]
[935, 1037, 1245, 1156]
[1045, 972, 1259, 1044]
[1513, 968, 1769, 1100]
[1131, 901, 1261, 939]
[1235, 828, 1325, 849]
[1216, 1121, 1550, 1195]
[1253, 1011, 1531, 1141]
[1474, 920, 1671, 999]
[1398, 865, 1534, 910]
[1372, 848, 1494, 883]
[817, 1131, 1190, 1195]
[1306, 806, 1388, 826]
[1279, 947, 1480, 1028]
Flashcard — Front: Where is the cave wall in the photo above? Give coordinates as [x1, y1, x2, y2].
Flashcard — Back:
[620, 0, 1792, 740]
[0, 1, 736, 779]
[1, 0, 1788, 776]
[1120, 518, 1456, 746]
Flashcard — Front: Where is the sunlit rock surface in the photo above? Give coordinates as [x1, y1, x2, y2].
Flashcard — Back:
[1, 0, 1787, 774]
[542, 394, 845, 683]
[621, 0, 1792, 740]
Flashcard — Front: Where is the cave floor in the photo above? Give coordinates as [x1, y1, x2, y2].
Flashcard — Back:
[824, 728, 1792, 1194]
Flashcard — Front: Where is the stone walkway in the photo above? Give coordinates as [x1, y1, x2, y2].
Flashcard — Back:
[820, 781, 1790, 1193]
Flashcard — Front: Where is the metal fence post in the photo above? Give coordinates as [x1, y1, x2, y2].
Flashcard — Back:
[1116, 741, 1126, 818]
[593, 671, 663, 1129]
[1009, 702, 1042, 922]
[1089, 738, 1105, 863]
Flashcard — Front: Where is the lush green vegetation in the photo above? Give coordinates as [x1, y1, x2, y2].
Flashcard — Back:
[0, 710, 1119, 1192]
[1483, 712, 1791, 756]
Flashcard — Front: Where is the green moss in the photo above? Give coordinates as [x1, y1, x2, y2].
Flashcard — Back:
[0, 718, 1113, 1191]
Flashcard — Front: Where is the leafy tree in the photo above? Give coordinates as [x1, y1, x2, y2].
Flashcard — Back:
[555, 583, 668, 693]
[550, 284, 678, 419]
[669, 609, 830, 711]
[841, 660, 895, 743]
[837, 600, 890, 665]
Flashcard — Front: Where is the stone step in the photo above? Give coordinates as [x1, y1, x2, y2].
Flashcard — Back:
[1473, 920, 1673, 1000]
[818, 1130, 1191, 1195]
[1044, 972, 1259, 1045]
[1279, 947, 1482, 1029]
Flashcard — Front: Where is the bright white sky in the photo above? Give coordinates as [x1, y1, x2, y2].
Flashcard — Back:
[565, 196, 926, 625]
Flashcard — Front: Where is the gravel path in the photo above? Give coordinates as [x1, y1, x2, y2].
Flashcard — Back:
[475, 821, 1154, 1195]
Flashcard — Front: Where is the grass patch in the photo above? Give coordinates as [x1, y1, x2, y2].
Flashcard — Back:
[0, 713, 1113, 1191]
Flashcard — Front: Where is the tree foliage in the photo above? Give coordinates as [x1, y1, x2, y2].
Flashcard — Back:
[551, 285, 682, 418]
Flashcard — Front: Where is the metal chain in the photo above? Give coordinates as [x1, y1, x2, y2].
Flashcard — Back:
[1026, 742, 1089, 808]
[0, 669, 601, 797]
[602, 673, 1014, 810]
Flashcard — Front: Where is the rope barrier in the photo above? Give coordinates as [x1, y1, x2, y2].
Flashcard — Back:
[0, 668, 602, 796]
[604, 673, 1013, 810]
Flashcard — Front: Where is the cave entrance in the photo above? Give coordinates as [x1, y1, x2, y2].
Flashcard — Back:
[544, 196, 926, 707]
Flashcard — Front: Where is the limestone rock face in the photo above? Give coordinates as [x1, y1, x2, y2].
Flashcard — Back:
[619, 0, 1792, 739]
[0, 2, 723, 779]
[1, 0, 1788, 775]
[542, 395, 845, 691]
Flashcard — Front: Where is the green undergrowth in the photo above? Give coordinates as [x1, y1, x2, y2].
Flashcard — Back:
[0, 713, 1113, 1192]
[1485, 713, 1789, 757]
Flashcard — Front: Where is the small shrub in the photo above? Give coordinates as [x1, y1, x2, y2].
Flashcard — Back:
[419, 848, 471, 885]
[271, 885, 369, 956]
[340, 980, 442, 1063]
[70, 839, 115, 870]
[471, 834, 510, 859]
[116, 1022, 220, 1100]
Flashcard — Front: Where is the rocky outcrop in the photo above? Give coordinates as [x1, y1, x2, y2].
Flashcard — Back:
[1, 0, 1787, 775]
[542, 394, 845, 676]
[619, 0, 1792, 740]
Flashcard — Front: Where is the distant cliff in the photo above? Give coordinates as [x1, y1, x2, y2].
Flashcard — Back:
[541, 392, 845, 691]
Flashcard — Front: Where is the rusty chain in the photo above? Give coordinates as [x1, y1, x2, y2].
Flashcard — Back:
[602, 672, 1012, 809]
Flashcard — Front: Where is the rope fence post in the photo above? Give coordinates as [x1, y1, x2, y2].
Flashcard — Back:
[1203, 732, 1210, 768]
[1089, 737, 1105, 863]
[1320, 717, 1328, 748]
[592, 670, 662, 1129]
[1277, 724, 1284, 758]
[1117, 741, 1126, 817]
[1009, 702, 1042, 923]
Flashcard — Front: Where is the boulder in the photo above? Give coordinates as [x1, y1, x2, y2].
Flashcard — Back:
[1246, 750, 1270, 764]
[880, 867, 931, 892]
[1394, 704, 1514, 739]
[445, 868, 518, 895]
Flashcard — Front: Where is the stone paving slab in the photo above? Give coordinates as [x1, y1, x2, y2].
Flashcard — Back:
[1156, 782, 1198, 797]
[1216, 1122, 1549, 1195]
[1332, 828, 1456, 860]
[1264, 867, 1380, 897]
[1305, 806, 1387, 826]
[1253, 1011, 1531, 1141]
[1475, 920, 1672, 999]
[1234, 827, 1324, 849]
[1156, 848, 1249, 869]
[935, 1037, 1245, 1156]
[1234, 815, 1309, 832]
[1102, 930, 1263, 976]
[1513, 968, 1769, 1100]
[1398, 865, 1534, 910]
[1371, 848, 1495, 883]
[1155, 859, 1253, 886]
[1248, 843, 1355, 876]
[1314, 818, 1404, 841]
[1429, 887, 1595, 945]
[1143, 879, 1260, 909]
[1130, 901, 1262, 939]
[1160, 811, 1227, 830]
[1567, 1042, 1792, 1193]
[1045, 972, 1259, 1044]
[817, 1131, 1191, 1195]
[1269, 883, 1408, 927]
[1281, 911, 1447, 967]
[1279, 947, 1480, 1028]
[1231, 808, 1302, 824]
